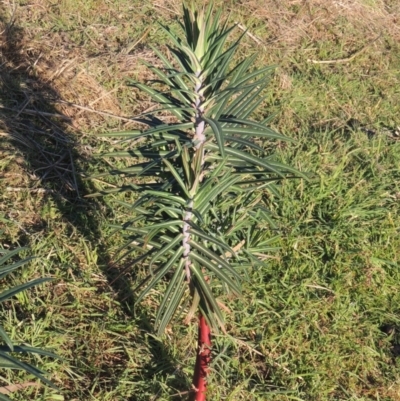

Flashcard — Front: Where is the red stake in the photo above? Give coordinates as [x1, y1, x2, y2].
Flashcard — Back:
[190, 312, 212, 401]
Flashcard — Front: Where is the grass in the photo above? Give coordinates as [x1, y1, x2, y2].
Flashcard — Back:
[0, 0, 399, 400]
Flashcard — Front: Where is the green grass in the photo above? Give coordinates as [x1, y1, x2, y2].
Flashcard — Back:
[0, 0, 399, 400]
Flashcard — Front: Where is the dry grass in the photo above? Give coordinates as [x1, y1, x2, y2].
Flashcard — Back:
[239, 0, 400, 46]
[1, 0, 399, 131]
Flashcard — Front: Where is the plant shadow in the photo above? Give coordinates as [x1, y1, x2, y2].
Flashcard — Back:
[0, 11, 99, 235]
[0, 7, 185, 400]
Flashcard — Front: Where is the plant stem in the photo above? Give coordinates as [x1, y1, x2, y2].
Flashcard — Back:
[194, 71, 206, 147]
[183, 198, 193, 282]
[188, 70, 211, 400]
[182, 70, 205, 283]
[190, 312, 212, 401]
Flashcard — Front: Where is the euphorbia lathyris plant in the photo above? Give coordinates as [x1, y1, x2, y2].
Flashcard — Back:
[95, 3, 304, 399]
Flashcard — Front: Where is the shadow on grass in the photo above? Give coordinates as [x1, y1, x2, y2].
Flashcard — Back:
[0, 12, 100, 235]
[0, 9, 189, 400]
[0, 8, 131, 298]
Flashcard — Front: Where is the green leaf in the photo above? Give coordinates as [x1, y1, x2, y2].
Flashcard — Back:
[168, 46, 194, 77]
[181, 145, 193, 185]
[0, 257, 35, 280]
[162, 158, 191, 198]
[0, 351, 56, 389]
[267, 160, 310, 180]
[205, 76, 267, 114]
[148, 234, 183, 271]
[138, 220, 183, 232]
[190, 264, 225, 329]
[195, 173, 241, 214]
[203, 117, 225, 157]
[5, 345, 59, 359]
[157, 283, 186, 336]
[206, 144, 285, 177]
[135, 246, 183, 303]
[142, 61, 193, 106]
[224, 135, 265, 152]
[188, 226, 234, 256]
[0, 248, 29, 266]
[155, 259, 186, 334]
[231, 64, 275, 90]
[237, 176, 283, 185]
[155, 206, 183, 219]
[206, 41, 240, 88]
[98, 149, 174, 159]
[212, 54, 256, 119]
[188, 240, 240, 279]
[0, 278, 53, 304]
[0, 325, 13, 351]
[97, 129, 141, 137]
[190, 251, 241, 294]
[158, 23, 182, 49]
[181, 44, 202, 72]
[223, 126, 291, 141]
[202, 24, 238, 72]
[129, 82, 185, 119]
[224, 77, 269, 119]
[221, 118, 293, 140]
[143, 191, 187, 206]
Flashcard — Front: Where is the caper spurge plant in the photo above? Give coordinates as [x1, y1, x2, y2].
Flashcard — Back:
[95, 3, 304, 399]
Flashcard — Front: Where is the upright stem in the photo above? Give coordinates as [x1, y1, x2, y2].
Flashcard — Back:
[183, 198, 193, 282]
[183, 70, 205, 283]
[190, 312, 212, 401]
[185, 70, 211, 400]
[194, 71, 206, 147]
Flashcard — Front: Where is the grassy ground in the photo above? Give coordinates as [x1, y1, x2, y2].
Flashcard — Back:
[0, 0, 400, 400]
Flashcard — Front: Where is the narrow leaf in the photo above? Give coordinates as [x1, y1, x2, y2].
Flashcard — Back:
[143, 191, 187, 206]
[206, 144, 285, 177]
[188, 226, 234, 256]
[0, 326, 13, 351]
[148, 234, 183, 271]
[0, 248, 29, 266]
[188, 240, 240, 279]
[0, 278, 53, 304]
[155, 260, 186, 334]
[225, 135, 265, 152]
[190, 264, 225, 328]
[203, 117, 225, 157]
[130, 83, 184, 119]
[3, 345, 59, 360]
[135, 246, 184, 303]
[162, 158, 191, 198]
[0, 257, 35, 280]
[190, 252, 241, 294]
[0, 351, 56, 389]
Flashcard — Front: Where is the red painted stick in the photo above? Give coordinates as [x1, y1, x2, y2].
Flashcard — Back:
[190, 312, 212, 401]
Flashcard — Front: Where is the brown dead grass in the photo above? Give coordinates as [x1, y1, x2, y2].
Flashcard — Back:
[1, 0, 398, 131]
[1, 2, 126, 130]
[235, 0, 400, 46]
[14, 39, 124, 130]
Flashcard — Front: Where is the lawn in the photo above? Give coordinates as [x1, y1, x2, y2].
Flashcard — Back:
[0, 0, 399, 400]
